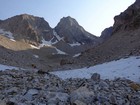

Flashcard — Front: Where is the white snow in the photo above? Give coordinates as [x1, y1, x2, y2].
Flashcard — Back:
[9, 38, 16, 42]
[30, 37, 54, 49]
[39, 36, 58, 47]
[54, 47, 67, 55]
[53, 30, 63, 41]
[73, 53, 81, 57]
[69, 42, 81, 47]
[30, 45, 39, 49]
[0, 64, 20, 71]
[39, 30, 62, 48]
[51, 56, 140, 83]
[33, 55, 39, 58]
[0, 29, 15, 42]
[39, 37, 53, 47]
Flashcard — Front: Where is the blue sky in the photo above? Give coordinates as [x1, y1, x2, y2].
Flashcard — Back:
[0, 0, 135, 36]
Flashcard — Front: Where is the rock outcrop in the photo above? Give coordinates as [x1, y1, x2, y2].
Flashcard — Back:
[0, 69, 139, 105]
[53, 16, 99, 54]
[100, 26, 113, 42]
[76, 0, 140, 66]
[0, 20, 2, 24]
[113, 0, 140, 33]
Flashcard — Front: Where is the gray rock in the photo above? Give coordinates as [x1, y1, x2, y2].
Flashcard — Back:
[73, 100, 87, 105]
[6, 101, 16, 105]
[70, 86, 94, 103]
[46, 92, 69, 104]
[91, 73, 100, 81]
[23, 89, 39, 101]
[6, 87, 18, 95]
[0, 68, 140, 104]
[0, 100, 6, 105]
[99, 81, 109, 88]
[109, 95, 117, 104]
[26, 89, 39, 95]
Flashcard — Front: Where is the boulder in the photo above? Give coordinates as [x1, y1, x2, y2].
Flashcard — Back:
[91, 73, 100, 81]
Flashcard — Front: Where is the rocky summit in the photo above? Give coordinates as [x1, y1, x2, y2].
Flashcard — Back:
[0, 69, 140, 105]
[55, 16, 98, 44]
[0, 14, 54, 46]
[53, 16, 99, 54]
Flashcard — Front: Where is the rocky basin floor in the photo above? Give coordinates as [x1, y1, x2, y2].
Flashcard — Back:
[0, 69, 140, 105]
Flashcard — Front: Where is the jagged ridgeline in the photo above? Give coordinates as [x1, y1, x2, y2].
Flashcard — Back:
[0, 14, 99, 70]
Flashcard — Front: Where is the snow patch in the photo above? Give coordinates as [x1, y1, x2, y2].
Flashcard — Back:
[30, 45, 39, 49]
[69, 42, 81, 47]
[54, 47, 67, 55]
[73, 53, 81, 57]
[10, 39, 16, 42]
[53, 30, 63, 41]
[33, 55, 39, 58]
[0, 64, 20, 71]
[39, 37, 52, 47]
[39, 36, 59, 47]
[0, 29, 15, 41]
[51, 56, 140, 83]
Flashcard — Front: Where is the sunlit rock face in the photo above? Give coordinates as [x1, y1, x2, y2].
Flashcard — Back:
[0, 14, 54, 46]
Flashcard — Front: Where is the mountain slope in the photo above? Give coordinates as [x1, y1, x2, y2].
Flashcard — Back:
[55, 16, 98, 44]
[53, 16, 99, 54]
[0, 14, 54, 46]
[75, 0, 140, 66]
[0, 14, 101, 69]
[0, 14, 99, 55]
[0, 20, 2, 24]
[100, 26, 113, 42]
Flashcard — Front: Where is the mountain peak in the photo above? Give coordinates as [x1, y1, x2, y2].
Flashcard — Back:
[0, 14, 53, 45]
[20, 14, 35, 20]
[60, 16, 79, 26]
[14, 14, 44, 21]
[63, 16, 72, 19]
[55, 16, 98, 45]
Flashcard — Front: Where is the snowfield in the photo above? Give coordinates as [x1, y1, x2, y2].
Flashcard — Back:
[0, 56, 140, 83]
[0, 29, 16, 42]
[51, 56, 140, 83]
[73, 53, 81, 57]
[0, 64, 20, 71]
